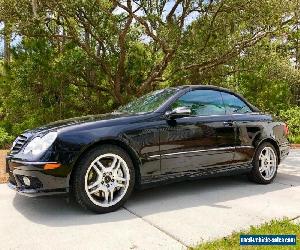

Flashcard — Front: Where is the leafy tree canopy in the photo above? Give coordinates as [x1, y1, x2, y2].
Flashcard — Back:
[0, 0, 300, 146]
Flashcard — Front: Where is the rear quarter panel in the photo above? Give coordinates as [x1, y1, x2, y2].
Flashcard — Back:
[233, 113, 289, 164]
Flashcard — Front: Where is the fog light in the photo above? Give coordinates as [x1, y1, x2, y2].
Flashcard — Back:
[23, 176, 31, 186]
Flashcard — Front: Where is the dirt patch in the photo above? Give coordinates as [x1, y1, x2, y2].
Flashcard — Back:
[0, 150, 9, 184]
[0, 174, 8, 184]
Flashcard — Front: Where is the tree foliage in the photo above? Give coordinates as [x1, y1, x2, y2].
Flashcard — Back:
[0, 0, 300, 146]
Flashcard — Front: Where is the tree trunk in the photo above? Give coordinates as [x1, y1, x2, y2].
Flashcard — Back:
[3, 21, 11, 65]
[32, 0, 38, 17]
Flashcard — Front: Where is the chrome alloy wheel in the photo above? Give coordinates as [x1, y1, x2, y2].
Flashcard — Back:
[258, 146, 277, 180]
[84, 153, 130, 207]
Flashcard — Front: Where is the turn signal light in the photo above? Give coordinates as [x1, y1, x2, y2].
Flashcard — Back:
[44, 163, 61, 170]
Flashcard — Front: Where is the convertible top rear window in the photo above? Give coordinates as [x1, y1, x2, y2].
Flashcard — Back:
[221, 92, 252, 114]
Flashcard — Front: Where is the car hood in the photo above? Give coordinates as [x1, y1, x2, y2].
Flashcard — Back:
[28, 112, 150, 134]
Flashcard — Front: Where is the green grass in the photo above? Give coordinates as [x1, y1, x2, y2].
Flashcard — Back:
[192, 218, 300, 250]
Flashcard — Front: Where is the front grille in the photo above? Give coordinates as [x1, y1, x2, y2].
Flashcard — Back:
[10, 134, 30, 154]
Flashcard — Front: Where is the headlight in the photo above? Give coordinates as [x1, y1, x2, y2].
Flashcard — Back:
[23, 132, 57, 155]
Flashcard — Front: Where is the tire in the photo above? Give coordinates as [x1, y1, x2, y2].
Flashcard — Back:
[72, 145, 135, 213]
[248, 142, 278, 184]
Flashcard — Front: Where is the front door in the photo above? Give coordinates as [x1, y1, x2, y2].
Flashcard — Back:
[159, 89, 236, 177]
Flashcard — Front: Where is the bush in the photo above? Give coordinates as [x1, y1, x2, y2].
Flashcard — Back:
[0, 127, 14, 149]
[288, 135, 300, 144]
[279, 106, 300, 143]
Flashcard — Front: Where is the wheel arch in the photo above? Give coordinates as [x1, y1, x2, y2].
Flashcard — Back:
[69, 139, 142, 189]
[254, 137, 281, 164]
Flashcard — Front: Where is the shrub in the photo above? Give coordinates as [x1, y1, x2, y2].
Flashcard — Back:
[279, 106, 300, 143]
[0, 127, 14, 149]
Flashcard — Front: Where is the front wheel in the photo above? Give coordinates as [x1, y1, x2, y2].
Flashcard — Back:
[248, 142, 278, 184]
[72, 145, 135, 213]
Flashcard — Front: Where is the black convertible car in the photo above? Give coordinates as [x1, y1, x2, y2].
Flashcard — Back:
[6, 85, 290, 213]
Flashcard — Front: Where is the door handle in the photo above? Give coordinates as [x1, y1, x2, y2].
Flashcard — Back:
[223, 121, 234, 127]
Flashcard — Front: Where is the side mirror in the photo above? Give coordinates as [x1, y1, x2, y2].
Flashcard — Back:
[165, 107, 192, 119]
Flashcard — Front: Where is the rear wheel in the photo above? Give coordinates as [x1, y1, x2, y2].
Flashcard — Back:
[72, 145, 135, 213]
[248, 142, 278, 184]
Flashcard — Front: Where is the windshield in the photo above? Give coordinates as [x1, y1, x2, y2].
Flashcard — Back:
[117, 88, 178, 114]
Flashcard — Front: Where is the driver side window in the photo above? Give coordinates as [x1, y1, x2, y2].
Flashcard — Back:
[171, 90, 226, 116]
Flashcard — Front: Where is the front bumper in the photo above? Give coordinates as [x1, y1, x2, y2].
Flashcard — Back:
[6, 158, 69, 197]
